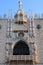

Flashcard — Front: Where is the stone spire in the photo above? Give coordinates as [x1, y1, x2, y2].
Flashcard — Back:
[14, 0, 27, 23]
[18, 0, 23, 10]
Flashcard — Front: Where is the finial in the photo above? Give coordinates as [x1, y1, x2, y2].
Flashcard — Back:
[18, 0, 23, 10]
[8, 9, 12, 19]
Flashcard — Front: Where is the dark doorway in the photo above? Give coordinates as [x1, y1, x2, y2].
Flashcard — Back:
[13, 40, 30, 55]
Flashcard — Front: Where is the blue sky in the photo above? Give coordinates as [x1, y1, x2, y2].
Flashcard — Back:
[0, 0, 43, 17]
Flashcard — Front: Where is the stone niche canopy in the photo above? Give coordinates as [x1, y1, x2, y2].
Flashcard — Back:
[14, 10, 27, 24]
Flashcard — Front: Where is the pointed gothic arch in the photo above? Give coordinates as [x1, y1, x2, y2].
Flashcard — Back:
[13, 40, 30, 55]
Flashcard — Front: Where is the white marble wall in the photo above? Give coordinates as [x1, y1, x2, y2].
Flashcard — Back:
[0, 18, 43, 65]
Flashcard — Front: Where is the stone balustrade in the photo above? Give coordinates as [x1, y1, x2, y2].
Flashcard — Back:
[9, 55, 33, 61]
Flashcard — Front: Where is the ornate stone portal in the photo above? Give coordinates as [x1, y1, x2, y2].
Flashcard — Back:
[6, 40, 37, 65]
[5, 0, 38, 65]
[10, 40, 33, 65]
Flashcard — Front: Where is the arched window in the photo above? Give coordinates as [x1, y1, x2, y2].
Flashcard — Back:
[13, 40, 30, 55]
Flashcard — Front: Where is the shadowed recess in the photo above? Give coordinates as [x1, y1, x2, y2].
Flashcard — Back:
[13, 40, 30, 55]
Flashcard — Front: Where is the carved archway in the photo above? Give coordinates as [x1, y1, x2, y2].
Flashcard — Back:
[13, 40, 30, 55]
